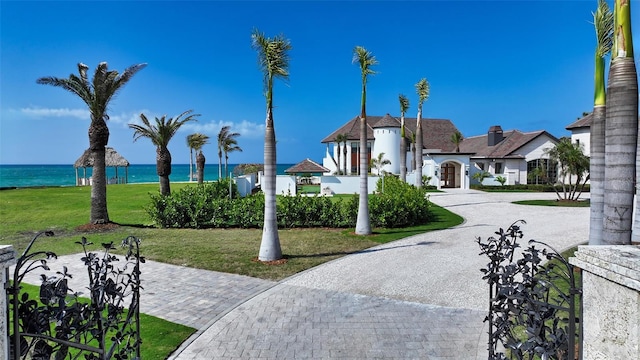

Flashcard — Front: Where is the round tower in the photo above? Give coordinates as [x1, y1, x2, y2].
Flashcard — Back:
[371, 114, 401, 175]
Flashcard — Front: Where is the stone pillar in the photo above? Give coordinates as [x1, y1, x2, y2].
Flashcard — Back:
[569, 245, 640, 360]
[0, 245, 17, 360]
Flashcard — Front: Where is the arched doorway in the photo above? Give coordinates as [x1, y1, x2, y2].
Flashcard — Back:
[441, 161, 460, 188]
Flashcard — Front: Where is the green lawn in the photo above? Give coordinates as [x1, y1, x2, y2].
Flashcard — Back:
[1, 184, 463, 280]
[11, 283, 194, 359]
[1, 183, 463, 357]
[513, 199, 590, 207]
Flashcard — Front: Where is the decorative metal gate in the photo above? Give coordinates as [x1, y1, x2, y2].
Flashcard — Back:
[477, 221, 582, 360]
[6, 232, 143, 360]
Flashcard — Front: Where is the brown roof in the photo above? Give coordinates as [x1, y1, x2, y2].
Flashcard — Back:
[74, 147, 130, 168]
[321, 114, 461, 152]
[566, 113, 592, 130]
[371, 113, 400, 128]
[285, 158, 330, 174]
[459, 130, 559, 159]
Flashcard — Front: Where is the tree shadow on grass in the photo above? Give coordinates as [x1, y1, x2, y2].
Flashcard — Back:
[284, 241, 435, 259]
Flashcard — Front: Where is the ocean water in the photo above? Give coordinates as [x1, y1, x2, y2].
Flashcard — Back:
[0, 164, 294, 188]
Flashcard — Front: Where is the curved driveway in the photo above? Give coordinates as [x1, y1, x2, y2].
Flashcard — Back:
[172, 189, 589, 359]
[16, 190, 589, 359]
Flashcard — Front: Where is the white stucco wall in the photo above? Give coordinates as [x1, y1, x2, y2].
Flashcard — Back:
[321, 175, 380, 194]
[518, 135, 557, 162]
[570, 127, 590, 155]
[236, 173, 256, 197]
[372, 127, 400, 174]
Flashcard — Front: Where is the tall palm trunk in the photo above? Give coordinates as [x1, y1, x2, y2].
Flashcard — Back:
[218, 149, 223, 180]
[400, 118, 407, 182]
[259, 106, 282, 260]
[343, 140, 348, 175]
[355, 102, 371, 235]
[225, 153, 231, 178]
[157, 146, 172, 196]
[336, 144, 342, 175]
[89, 119, 109, 224]
[415, 115, 423, 188]
[604, 0, 637, 245]
[196, 152, 205, 184]
[590, 106, 606, 244]
[189, 147, 194, 182]
[411, 139, 416, 171]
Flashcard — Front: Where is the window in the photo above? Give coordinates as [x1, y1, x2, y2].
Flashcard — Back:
[350, 141, 372, 174]
[527, 159, 558, 184]
[477, 162, 485, 171]
[495, 162, 503, 174]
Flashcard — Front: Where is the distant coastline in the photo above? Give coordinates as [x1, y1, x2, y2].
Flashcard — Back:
[0, 164, 295, 189]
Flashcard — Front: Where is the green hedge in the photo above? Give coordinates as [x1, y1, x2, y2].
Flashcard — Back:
[147, 177, 432, 229]
[471, 183, 590, 192]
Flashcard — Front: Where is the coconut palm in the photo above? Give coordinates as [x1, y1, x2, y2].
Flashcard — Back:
[604, 0, 638, 245]
[398, 94, 410, 182]
[335, 134, 348, 174]
[223, 136, 242, 177]
[129, 110, 199, 196]
[451, 131, 463, 153]
[415, 78, 430, 188]
[188, 133, 210, 184]
[353, 45, 377, 236]
[371, 152, 391, 176]
[252, 29, 292, 261]
[590, 0, 614, 245]
[218, 126, 241, 178]
[37, 62, 146, 224]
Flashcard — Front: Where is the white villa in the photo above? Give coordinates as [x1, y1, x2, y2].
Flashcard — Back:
[321, 114, 560, 190]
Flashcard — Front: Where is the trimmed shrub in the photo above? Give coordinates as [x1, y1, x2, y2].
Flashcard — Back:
[147, 178, 432, 229]
[371, 175, 431, 228]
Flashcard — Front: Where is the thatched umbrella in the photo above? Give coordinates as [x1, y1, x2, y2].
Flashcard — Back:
[74, 147, 130, 186]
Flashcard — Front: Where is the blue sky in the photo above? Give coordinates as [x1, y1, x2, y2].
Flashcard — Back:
[1, 0, 638, 165]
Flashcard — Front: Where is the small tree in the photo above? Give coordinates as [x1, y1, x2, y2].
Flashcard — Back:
[451, 131, 463, 152]
[370, 152, 391, 176]
[129, 110, 199, 196]
[495, 175, 507, 186]
[544, 138, 590, 201]
[472, 171, 491, 185]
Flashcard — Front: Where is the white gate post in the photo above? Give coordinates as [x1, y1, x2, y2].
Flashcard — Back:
[0, 245, 17, 360]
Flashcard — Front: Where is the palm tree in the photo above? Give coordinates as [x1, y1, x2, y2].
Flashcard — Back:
[186, 134, 197, 181]
[129, 110, 199, 196]
[414, 78, 430, 188]
[398, 94, 410, 182]
[371, 152, 391, 176]
[590, 0, 614, 245]
[188, 133, 210, 184]
[604, 0, 637, 245]
[451, 131, 463, 153]
[37, 62, 146, 224]
[335, 134, 348, 175]
[223, 136, 242, 177]
[217, 126, 239, 179]
[353, 46, 377, 236]
[252, 29, 292, 261]
[545, 138, 590, 201]
[411, 133, 416, 171]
